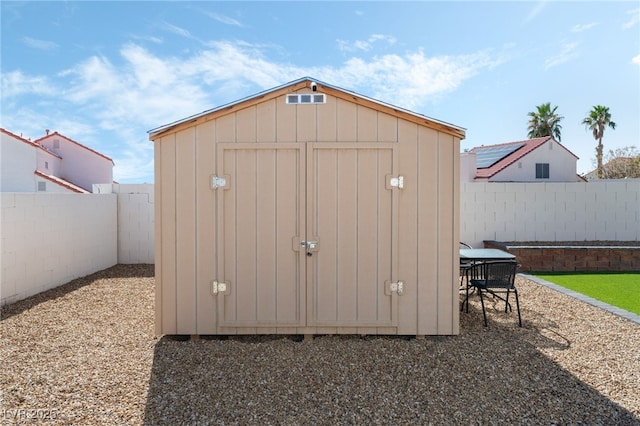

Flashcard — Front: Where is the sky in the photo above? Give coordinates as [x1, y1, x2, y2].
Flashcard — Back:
[1, 1, 639, 183]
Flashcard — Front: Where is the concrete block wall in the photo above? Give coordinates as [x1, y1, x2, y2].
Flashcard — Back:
[461, 181, 640, 248]
[111, 184, 154, 264]
[2, 181, 637, 305]
[1, 193, 117, 305]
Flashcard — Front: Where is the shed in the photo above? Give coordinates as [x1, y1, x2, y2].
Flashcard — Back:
[149, 77, 466, 337]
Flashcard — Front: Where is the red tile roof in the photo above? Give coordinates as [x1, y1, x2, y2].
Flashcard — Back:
[470, 137, 578, 179]
[34, 170, 90, 193]
[33, 131, 114, 164]
[1, 128, 63, 159]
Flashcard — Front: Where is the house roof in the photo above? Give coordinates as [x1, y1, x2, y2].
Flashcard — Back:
[34, 170, 90, 193]
[33, 131, 114, 164]
[148, 76, 466, 140]
[1, 128, 62, 159]
[470, 137, 579, 179]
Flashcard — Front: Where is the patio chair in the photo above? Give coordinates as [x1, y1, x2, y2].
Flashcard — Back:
[468, 260, 521, 327]
[459, 242, 473, 287]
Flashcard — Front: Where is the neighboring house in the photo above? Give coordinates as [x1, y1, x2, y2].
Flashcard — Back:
[0, 128, 114, 193]
[461, 136, 582, 182]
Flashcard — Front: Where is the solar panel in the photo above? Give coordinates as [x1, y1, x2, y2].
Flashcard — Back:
[475, 143, 524, 168]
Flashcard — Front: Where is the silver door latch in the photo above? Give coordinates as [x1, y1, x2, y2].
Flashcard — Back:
[301, 240, 318, 256]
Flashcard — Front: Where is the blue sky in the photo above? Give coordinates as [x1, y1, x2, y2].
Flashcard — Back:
[1, 1, 638, 183]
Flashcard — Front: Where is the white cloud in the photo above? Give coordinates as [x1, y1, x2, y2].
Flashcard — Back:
[1, 70, 56, 97]
[337, 34, 397, 52]
[544, 41, 579, 70]
[623, 8, 640, 29]
[571, 22, 598, 33]
[523, 1, 548, 24]
[322, 50, 497, 110]
[633, 54, 640, 65]
[22, 36, 58, 51]
[205, 11, 244, 27]
[1, 40, 502, 181]
[160, 21, 195, 39]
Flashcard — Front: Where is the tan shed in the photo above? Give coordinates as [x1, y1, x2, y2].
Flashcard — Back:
[149, 77, 465, 337]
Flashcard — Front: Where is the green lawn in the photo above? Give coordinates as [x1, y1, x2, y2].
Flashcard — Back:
[533, 272, 640, 315]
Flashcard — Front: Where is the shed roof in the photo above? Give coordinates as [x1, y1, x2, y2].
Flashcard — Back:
[470, 137, 578, 179]
[148, 77, 466, 140]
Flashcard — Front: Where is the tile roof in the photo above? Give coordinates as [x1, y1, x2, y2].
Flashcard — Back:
[33, 131, 114, 164]
[470, 137, 578, 179]
[34, 170, 90, 193]
[0, 128, 62, 159]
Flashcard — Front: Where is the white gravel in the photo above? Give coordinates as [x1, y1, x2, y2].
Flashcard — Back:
[1, 264, 639, 425]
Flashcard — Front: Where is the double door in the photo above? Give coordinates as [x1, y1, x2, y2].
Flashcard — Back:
[216, 142, 400, 329]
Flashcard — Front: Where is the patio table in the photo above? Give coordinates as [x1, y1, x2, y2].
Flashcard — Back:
[459, 248, 516, 262]
[459, 248, 516, 312]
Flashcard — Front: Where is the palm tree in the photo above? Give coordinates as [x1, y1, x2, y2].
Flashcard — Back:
[527, 102, 564, 141]
[582, 105, 616, 179]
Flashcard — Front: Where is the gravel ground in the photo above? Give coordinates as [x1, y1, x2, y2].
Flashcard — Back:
[1, 264, 639, 425]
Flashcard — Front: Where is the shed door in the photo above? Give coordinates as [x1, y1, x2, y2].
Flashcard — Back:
[308, 143, 399, 327]
[216, 142, 398, 328]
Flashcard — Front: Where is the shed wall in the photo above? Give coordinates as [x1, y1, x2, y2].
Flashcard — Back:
[153, 88, 460, 336]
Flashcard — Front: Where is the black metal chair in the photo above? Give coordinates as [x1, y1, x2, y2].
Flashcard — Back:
[459, 242, 473, 288]
[468, 260, 521, 327]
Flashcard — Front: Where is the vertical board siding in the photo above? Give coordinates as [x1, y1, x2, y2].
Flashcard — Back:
[436, 134, 457, 335]
[257, 100, 276, 142]
[175, 128, 197, 333]
[357, 106, 377, 142]
[256, 149, 278, 321]
[275, 148, 303, 322]
[220, 144, 303, 326]
[336, 99, 357, 141]
[236, 106, 257, 142]
[417, 127, 439, 335]
[154, 144, 163, 335]
[276, 96, 296, 142]
[378, 114, 398, 142]
[196, 121, 216, 334]
[313, 147, 339, 322]
[397, 120, 419, 334]
[216, 114, 236, 143]
[233, 149, 258, 321]
[317, 95, 337, 142]
[297, 102, 316, 142]
[312, 145, 395, 326]
[159, 135, 177, 334]
[154, 89, 460, 336]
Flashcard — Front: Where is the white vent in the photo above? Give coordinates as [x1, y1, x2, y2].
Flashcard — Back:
[37, 181, 46, 192]
[286, 94, 325, 104]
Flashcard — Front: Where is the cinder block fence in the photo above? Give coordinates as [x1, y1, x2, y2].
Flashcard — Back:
[1, 184, 153, 305]
[1, 181, 638, 305]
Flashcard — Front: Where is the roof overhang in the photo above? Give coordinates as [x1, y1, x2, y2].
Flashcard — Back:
[148, 77, 466, 140]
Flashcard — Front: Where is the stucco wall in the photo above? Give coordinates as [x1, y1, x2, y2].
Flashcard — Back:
[491, 139, 578, 182]
[1, 131, 37, 192]
[0, 193, 117, 306]
[39, 135, 113, 192]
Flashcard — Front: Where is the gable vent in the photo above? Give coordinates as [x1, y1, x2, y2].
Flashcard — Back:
[286, 94, 326, 104]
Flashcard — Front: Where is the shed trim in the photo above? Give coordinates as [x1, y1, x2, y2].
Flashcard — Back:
[148, 77, 466, 140]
